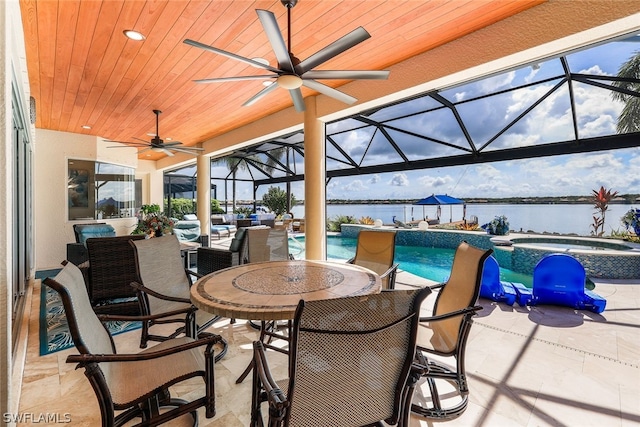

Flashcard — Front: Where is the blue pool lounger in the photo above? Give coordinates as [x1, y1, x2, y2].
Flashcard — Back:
[479, 256, 519, 306]
[514, 253, 606, 313]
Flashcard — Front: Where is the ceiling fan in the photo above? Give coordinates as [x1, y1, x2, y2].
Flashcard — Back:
[183, 0, 389, 112]
[105, 110, 204, 156]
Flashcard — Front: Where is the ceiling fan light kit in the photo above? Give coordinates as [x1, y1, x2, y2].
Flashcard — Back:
[105, 109, 204, 156]
[277, 74, 303, 89]
[183, 0, 389, 112]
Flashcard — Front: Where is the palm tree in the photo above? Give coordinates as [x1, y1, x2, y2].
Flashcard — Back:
[213, 146, 290, 212]
[611, 50, 640, 133]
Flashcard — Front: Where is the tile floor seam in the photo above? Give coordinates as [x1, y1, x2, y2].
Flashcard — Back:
[475, 322, 639, 368]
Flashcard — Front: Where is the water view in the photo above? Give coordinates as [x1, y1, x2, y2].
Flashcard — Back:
[290, 235, 533, 287]
[290, 203, 636, 237]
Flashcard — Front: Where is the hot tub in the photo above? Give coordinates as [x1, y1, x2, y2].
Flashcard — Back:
[492, 235, 640, 279]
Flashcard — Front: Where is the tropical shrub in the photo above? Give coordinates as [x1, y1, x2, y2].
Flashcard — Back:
[166, 198, 195, 219]
[359, 216, 375, 225]
[621, 208, 640, 235]
[484, 215, 510, 235]
[327, 215, 358, 232]
[262, 186, 297, 216]
[211, 199, 225, 214]
[234, 206, 253, 217]
[457, 221, 481, 231]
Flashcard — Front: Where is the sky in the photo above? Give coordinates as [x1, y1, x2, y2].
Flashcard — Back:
[211, 33, 640, 203]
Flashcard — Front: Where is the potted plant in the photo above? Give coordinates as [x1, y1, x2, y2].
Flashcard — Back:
[621, 208, 640, 236]
[132, 204, 175, 237]
[484, 215, 510, 235]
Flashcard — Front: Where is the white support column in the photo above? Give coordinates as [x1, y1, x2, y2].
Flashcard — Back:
[303, 96, 326, 260]
[196, 155, 211, 245]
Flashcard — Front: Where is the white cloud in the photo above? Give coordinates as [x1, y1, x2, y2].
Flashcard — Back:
[454, 91, 466, 102]
[389, 173, 409, 187]
[565, 153, 623, 169]
[369, 174, 381, 184]
[480, 71, 516, 93]
[474, 164, 502, 180]
[416, 174, 452, 188]
[578, 64, 609, 76]
[343, 180, 368, 192]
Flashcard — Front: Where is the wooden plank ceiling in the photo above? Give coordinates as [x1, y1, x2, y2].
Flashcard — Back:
[19, 0, 544, 160]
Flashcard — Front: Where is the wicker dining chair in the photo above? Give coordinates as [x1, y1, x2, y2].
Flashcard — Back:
[43, 261, 221, 427]
[348, 229, 399, 289]
[250, 288, 431, 427]
[410, 241, 493, 420]
[130, 235, 227, 360]
[196, 226, 252, 275]
[84, 234, 145, 316]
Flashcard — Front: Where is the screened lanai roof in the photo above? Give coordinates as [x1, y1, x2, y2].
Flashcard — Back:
[198, 30, 640, 189]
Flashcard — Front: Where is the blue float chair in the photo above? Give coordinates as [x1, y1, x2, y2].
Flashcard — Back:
[479, 256, 518, 305]
[514, 253, 606, 313]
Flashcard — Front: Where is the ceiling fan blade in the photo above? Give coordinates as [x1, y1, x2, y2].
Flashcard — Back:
[170, 147, 201, 155]
[296, 27, 371, 75]
[289, 89, 305, 112]
[184, 39, 282, 74]
[303, 70, 390, 80]
[161, 141, 183, 147]
[133, 136, 152, 144]
[162, 149, 175, 157]
[194, 75, 276, 84]
[256, 9, 295, 73]
[107, 144, 147, 149]
[302, 79, 357, 105]
[104, 140, 150, 147]
[138, 147, 152, 154]
[242, 83, 279, 107]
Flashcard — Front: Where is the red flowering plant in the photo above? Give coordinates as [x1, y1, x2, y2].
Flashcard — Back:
[590, 186, 618, 237]
[143, 213, 174, 236]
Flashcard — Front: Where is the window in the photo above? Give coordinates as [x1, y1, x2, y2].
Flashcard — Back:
[68, 159, 135, 220]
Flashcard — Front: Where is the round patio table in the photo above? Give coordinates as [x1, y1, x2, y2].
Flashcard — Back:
[191, 259, 382, 321]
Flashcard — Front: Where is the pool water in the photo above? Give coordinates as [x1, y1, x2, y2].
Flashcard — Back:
[290, 235, 533, 287]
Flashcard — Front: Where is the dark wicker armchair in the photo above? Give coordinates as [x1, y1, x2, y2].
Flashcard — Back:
[66, 223, 115, 266]
[84, 234, 145, 315]
[250, 288, 431, 427]
[44, 261, 221, 427]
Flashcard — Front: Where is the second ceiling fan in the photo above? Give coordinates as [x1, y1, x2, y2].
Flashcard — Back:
[184, 0, 389, 112]
[105, 110, 204, 156]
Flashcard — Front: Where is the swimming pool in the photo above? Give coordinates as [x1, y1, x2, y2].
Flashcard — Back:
[290, 235, 533, 287]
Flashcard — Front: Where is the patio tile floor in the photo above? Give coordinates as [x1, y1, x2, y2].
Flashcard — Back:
[16, 268, 640, 426]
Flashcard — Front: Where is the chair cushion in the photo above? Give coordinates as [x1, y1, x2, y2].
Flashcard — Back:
[229, 227, 247, 252]
[173, 220, 201, 242]
[183, 214, 198, 221]
[74, 224, 116, 245]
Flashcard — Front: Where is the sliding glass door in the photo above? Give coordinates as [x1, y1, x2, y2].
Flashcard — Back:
[11, 88, 33, 346]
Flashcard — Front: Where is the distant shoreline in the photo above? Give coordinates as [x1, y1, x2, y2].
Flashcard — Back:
[323, 195, 640, 205]
[228, 195, 640, 206]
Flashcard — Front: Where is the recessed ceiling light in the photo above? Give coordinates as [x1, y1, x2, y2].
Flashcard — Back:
[81, 125, 91, 129]
[123, 30, 145, 41]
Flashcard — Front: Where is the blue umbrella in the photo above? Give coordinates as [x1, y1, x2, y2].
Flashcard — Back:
[414, 194, 465, 205]
[414, 194, 465, 222]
